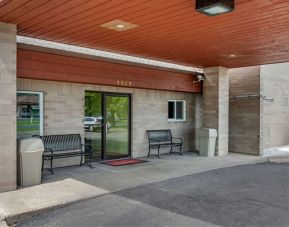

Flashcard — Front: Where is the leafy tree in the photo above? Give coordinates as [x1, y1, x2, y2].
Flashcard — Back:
[106, 97, 128, 126]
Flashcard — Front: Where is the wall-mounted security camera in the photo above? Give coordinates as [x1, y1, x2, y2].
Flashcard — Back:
[193, 73, 205, 83]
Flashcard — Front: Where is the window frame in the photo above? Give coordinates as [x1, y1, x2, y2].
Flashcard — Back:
[17, 91, 44, 137]
[168, 100, 186, 122]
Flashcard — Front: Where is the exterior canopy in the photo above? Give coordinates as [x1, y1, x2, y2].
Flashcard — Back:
[1, 0, 289, 68]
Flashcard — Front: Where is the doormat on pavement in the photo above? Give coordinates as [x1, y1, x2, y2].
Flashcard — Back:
[102, 158, 148, 166]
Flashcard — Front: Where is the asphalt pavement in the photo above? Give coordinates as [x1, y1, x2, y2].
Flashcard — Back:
[18, 162, 289, 227]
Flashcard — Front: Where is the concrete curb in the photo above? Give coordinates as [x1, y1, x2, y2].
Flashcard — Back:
[0, 212, 6, 226]
[195, 156, 269, 175]
[0, 179, 109, 226]
[247, 156, 269, 164]
[0, 221, 8, 227]
[267, 155, 289, 163]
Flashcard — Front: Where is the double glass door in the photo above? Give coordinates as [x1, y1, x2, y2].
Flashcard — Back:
[84, 91, 131, 160]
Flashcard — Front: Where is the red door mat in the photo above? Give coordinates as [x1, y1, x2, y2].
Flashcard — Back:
[103, 158, 148, 166]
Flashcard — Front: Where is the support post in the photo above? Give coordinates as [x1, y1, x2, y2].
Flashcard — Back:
[203, 67, 229, 156]
[0, 22, 17, 192]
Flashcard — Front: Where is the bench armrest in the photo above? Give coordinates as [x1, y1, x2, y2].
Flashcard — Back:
[172, 137, 183, 144]
[82, 143, 93, 153]
[44, 148, 53, 154]
[149, 139, 160, 145]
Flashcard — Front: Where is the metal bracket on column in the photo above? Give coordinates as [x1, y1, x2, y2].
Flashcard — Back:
[229, 94, 274, 101]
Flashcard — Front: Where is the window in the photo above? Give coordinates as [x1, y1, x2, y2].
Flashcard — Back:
[168, 100, 186, 121]
[17, 91, 44, 139]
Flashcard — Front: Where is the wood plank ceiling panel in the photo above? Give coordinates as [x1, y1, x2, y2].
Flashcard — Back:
[1, 0, 289, 68]
[37, 0, 187, 41]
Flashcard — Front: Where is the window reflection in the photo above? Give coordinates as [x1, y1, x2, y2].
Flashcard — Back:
[17, 92, 43, 139]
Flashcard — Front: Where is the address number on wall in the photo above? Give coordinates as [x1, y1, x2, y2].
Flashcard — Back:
[117, 80, 132, 87]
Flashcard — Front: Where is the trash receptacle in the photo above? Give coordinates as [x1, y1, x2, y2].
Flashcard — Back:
[17, 138, 44, 187]
[198, 128, 218, 157]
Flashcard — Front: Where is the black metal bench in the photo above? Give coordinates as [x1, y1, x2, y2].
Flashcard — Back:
[147, 129, 183, 158]
[40, 134, 93, 174]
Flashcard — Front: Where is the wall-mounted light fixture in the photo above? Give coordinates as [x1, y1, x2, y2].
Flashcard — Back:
[196, 0, 235, 16]
[193, 73, 205, 83]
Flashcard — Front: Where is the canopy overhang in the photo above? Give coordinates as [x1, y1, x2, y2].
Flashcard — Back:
[1, 0, 289, 68]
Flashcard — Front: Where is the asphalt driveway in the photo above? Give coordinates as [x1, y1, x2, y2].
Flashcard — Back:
[18, 162, 289, 227]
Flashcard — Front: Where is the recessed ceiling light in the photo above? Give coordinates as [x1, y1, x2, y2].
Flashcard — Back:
[100, 20, 138, 32]
[116, 24, 125, 29]
[230, 54, 236, 58]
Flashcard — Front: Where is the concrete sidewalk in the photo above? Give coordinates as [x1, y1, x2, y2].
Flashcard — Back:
[0, 179, 108, 226]
[42, 153, 269, 192]
[0, 153, 268, 226]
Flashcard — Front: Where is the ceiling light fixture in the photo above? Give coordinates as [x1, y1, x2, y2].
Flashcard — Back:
[116, 24, 125, 29]
[100, 20, 138, 32]
[196, 0, 235, 16]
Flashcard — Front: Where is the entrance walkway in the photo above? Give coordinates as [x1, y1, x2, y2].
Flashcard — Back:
[42, 153, 267, 192]
[0, 153, 267, 226]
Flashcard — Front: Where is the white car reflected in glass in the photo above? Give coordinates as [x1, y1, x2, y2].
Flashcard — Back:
[84, 116, 110, 132]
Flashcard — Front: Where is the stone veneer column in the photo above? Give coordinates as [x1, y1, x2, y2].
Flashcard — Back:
[0, 22, 17, 192]
[203, 67, 229, 156]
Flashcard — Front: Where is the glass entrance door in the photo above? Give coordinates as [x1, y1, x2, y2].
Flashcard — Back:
[84, 91, 131, 161]
[84, 91, 103, 160]
[104, 94, 130, 160]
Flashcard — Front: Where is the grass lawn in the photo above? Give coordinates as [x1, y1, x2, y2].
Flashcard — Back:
[17, 119, 40, 134]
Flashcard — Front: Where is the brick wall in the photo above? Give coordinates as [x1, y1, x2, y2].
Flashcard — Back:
[0, 22, 17, 192]
[260, 63, 289, 153]
[17, 79, 202, 162]
[228, 66, 261, 155]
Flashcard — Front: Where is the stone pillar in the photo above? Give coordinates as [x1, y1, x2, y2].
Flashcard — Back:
[203, 67, 229, 156]
[0, 22, 17, 192]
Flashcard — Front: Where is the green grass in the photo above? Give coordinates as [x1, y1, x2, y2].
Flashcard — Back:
[17, 119, 40, 134]
[17, 119, 40, 126]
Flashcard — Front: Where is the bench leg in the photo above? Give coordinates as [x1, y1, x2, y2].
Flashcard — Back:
[80, 153, 83, 166]
[89, 152, 93, 168]
[41, 157, 44, 172]
[50, 157, 54, 175]
[169, 145, 173, 154]
[148, 147, 151, 157]
[179, 145, 183, 155]
[157, 146, 160, 158]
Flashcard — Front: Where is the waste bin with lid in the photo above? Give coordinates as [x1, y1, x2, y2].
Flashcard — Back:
[17, 138, 44, 187]
[198, 128, 218, 157]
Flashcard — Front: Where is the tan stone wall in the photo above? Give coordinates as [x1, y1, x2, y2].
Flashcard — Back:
[203, 67, 229, 156]
[228, 66, 261, 155]
[17, 79, 202, 161]
[260, 63, 289, 153]
[0, 22, 17, 192]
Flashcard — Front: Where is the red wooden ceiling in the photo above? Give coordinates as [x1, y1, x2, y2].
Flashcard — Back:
[1, 0, 289, 68]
